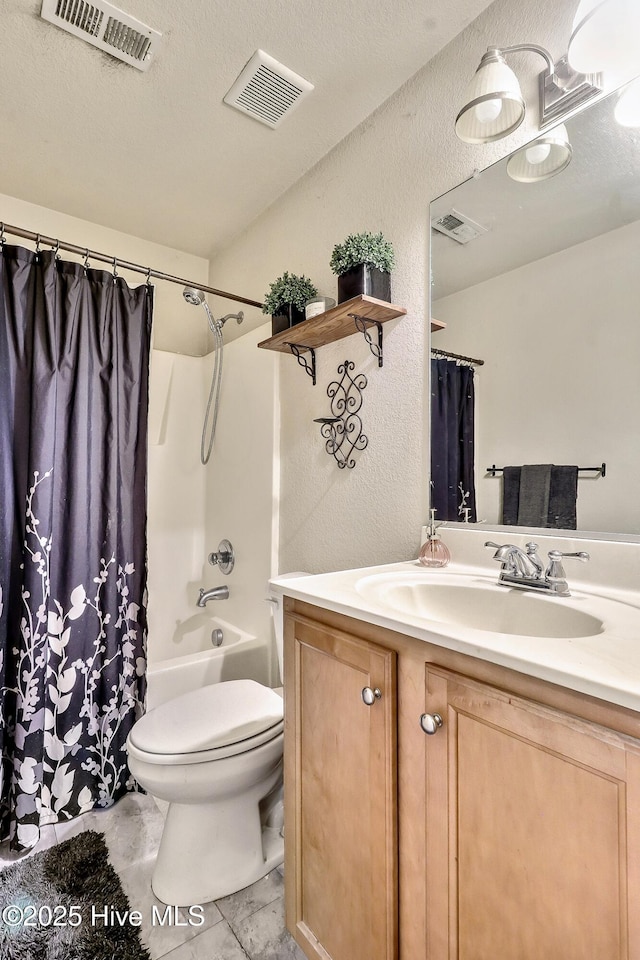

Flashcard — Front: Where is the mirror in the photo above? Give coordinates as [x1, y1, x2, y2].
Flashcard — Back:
[429, 80, 640, 538]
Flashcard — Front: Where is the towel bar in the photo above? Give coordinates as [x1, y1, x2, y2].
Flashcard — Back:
[486, 463, 606, 478]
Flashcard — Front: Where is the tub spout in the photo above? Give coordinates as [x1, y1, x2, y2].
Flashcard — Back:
[197, 586, 229, 607]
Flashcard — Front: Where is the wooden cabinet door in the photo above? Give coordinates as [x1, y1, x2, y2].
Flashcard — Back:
[284, 612, 398, 960]
[423, 667, 640, 960]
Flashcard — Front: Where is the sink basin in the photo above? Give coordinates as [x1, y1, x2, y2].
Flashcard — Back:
[355, 572, 605, 639]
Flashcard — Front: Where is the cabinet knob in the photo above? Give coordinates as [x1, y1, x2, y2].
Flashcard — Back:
[362, 687, 382, 706]
[420, 712, 443, 735]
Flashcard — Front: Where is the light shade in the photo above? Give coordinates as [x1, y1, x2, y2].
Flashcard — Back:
[568, 0, 640, 77]
[615, 80, 640, 126]
[455, 51, 526, 143]
[506, 125, 572, 182]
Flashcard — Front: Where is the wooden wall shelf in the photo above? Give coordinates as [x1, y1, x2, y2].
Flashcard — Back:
[257, 295, 407, 355]
[258, 294, 421, 384]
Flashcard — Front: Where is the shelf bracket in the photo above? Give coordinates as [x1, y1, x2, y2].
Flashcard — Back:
[285, 343, 316, 385]
[350, 314, 383, 367]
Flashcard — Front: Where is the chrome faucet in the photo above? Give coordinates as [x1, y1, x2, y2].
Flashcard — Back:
[197, 585, 229, 607]
[484, 541, 589, 597]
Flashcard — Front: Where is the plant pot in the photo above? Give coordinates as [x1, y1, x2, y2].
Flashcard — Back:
[271, 303, 306, 336]
[337, 264, 391, 304]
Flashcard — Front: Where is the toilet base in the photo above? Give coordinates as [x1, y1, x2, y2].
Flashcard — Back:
[152, 821, 284, 906]
[150, 770, 284, 906]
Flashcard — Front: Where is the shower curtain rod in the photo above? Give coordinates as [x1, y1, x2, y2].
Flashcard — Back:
[0, 221, 264, 309]
[431, 347, 484, 366]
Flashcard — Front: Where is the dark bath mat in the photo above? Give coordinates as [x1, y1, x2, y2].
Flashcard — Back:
[0, 830, 151, 960]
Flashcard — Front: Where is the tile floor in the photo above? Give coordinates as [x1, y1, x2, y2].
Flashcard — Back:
[0, 792, 306, 960]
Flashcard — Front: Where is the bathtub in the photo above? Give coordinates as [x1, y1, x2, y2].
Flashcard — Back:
[146, 614, 274, 711]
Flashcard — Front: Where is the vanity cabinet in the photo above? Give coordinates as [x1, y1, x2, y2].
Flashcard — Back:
[422, 667, 640, 959]
[284, 599, 640, 960]
[283, 608, 398, 960]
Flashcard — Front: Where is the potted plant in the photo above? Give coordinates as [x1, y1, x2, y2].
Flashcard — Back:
[329, 231, 395, 304]
[262, 272, 318, 335]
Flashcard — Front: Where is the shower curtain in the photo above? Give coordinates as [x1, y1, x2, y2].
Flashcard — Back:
[0, 244, 151, 850]
[430, 357, 477, 522]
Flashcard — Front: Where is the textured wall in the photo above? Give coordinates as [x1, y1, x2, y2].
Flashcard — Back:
[207, 0, 580, 574]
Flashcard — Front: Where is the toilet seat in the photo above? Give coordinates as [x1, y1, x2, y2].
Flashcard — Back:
[128, 679, 284, 766]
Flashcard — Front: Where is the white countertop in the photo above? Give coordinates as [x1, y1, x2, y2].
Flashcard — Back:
[270, 558, 640, 714]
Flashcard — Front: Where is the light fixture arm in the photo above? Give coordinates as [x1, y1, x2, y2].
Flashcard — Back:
[486, 43, 555, 74]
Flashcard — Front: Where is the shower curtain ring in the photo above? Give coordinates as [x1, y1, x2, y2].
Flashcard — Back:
[53, 240, 60, 260]
[112, 257, 119, 284]
[35, 234, 41, 257]
[0, 223, 5, 247]
[145, 266, 152, 286]
[83, 248, 90, 272]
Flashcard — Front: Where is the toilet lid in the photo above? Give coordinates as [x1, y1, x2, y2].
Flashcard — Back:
[129, 679, 284, 756]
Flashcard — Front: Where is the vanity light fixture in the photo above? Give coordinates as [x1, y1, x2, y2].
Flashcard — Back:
[455, 45, 602, 144]
[506, 124, 572, 182]
[568, 0, 640, 78]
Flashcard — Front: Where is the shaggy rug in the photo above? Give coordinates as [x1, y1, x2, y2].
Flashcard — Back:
[0, 830, 151, 960]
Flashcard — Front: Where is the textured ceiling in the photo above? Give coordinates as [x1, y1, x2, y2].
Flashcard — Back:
[0, 0, 494, 258]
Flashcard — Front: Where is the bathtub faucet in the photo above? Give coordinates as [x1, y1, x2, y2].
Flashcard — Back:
[197, 585, 229, 607]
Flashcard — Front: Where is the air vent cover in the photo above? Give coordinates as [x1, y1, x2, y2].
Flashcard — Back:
[224, 50, 314, 128]
[431, 209, 488, 244]
[40, 0, 162, 71]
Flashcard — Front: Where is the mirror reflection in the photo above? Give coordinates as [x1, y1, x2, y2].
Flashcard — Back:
[429, 81, 640, 537]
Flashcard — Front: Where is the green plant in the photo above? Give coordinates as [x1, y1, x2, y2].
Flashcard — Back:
[329, 231, 396, 275]
[262, 272, 318, 315]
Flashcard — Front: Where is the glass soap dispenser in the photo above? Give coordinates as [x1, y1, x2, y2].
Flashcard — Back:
[418, 509, 451, 568]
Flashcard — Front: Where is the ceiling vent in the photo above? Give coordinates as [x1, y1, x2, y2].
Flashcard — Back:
[431, 209, 488, 244]
[224, 50, 314, 128]
[40, 0, 162, 72]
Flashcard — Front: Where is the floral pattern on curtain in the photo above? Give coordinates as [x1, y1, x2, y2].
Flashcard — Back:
[430, 357, 477, 523]
[0, 244, 152, 850]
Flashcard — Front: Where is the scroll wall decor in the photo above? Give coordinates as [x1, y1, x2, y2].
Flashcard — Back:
[314, 360, 368, 469]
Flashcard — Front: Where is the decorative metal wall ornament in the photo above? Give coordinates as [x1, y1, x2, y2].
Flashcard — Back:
[313, 360, 368, 468]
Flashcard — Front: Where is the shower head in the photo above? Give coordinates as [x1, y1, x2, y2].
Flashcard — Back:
[183, 286, 205, 306]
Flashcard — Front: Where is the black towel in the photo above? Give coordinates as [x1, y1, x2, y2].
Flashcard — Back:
[548, 465, 578, 529]
[518, 464, 553, 527]
[502, 466, 521, 525]
[501, 464, 578, 529]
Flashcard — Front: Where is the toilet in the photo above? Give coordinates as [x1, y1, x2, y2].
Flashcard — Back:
[126, 589, 295, 907]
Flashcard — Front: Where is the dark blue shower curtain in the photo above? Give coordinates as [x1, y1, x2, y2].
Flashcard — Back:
[430, 357, 477, 522]
[0, 244, 151, 850]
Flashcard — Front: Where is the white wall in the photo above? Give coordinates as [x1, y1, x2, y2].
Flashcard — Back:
[206, 0, 582, 574]
[433, 219, 640, 534]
